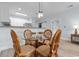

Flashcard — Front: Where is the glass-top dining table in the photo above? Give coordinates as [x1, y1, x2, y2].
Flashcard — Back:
[23, 31, 50, 48]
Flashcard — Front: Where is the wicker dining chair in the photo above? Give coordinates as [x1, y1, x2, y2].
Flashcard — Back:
[24, 29, 36, 47]
[11, 30, 35, 57]
[36, 29, 61, 57]
[49, 29, 62, 57]
[43, 29, 52, 45]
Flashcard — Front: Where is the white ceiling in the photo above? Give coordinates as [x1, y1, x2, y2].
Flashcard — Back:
[0, 2, 79, 21]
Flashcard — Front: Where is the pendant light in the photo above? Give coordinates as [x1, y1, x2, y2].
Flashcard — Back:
[38, 2, 43, 18]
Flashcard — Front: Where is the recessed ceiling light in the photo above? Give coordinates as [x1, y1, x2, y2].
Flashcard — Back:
[68, 4, 74, 8]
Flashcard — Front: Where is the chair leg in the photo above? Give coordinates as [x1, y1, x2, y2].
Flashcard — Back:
[55, 52, 58, 57]
[34, 50, 38, 57]
[14, 53, 16, 57]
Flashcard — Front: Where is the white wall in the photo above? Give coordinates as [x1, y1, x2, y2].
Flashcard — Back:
[0, 7, 9, 22]
[53, 6, 79, 39]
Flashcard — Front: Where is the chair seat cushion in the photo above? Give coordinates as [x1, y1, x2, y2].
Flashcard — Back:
[30, 40, 36, 47]
[25, 40, 36, 47]
[36, 45, 50, 57]
[44, 40, 50, 45]
[21, 45, 35, 57]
